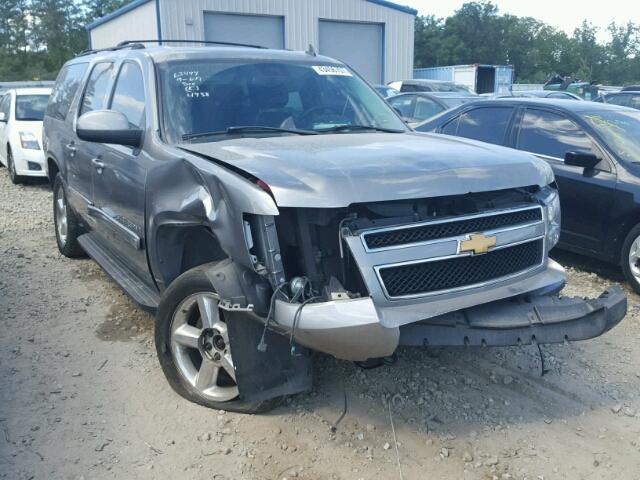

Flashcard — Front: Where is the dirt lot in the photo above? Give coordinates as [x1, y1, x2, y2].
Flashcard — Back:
[1, 169, 640, 480]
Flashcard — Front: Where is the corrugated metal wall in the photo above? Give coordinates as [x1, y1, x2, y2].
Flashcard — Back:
[157, 0, 414, 83]
[494, 66, 514, 94]
[90, 1, 158, 49]
[413, 66, 455, 81]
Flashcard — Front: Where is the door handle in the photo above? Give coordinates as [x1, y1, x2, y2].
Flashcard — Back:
[66, 142, 77, 157]
[91, 158, 105, 173]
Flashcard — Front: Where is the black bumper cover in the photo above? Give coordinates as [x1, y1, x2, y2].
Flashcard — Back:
[400, 286, 627, 347]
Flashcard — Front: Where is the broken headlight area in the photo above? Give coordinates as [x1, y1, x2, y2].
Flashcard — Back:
[245, 185, 548, 305]
[539, 185, 561, 251]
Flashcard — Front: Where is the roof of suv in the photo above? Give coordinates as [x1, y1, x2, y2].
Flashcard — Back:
[72, 45, 341, 65]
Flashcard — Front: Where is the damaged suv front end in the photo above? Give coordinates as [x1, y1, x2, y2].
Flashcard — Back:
[154, 50, 625, 378]
[240, 176, 623, 362]
[180, 129, 625, 365]
[51, 46, 625, 411]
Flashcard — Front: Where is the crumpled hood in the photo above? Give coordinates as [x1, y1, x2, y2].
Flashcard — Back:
[182, 132, 554, 208]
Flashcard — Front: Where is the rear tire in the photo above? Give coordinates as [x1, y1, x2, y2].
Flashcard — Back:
[7, 148, 25, 185]
[53, 174, 85, 258]
[621, 224, 640, 294]
[155, 264, 281, 413]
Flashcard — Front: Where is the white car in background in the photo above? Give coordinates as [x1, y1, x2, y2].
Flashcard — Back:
[0, 87, 52, 184]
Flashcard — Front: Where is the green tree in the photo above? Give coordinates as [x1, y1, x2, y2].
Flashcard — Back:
[413, 1, 640, 85]
[30, 0, 86, 77]
[83, 0, 129, 22]
[605, 22, 640, 84]
[414, 15, 445, 68]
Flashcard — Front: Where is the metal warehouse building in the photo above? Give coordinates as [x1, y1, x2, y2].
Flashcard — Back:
[86, 0, 416, 84]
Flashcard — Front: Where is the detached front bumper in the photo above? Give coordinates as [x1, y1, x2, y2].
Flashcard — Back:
[274, 286, 626, 361]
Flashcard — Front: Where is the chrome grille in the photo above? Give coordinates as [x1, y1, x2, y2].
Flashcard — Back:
[364, 208, 542, 250]
[378, 239, 544, 298]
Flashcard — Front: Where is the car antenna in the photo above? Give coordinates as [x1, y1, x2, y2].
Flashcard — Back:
[305, 44, 317, 57]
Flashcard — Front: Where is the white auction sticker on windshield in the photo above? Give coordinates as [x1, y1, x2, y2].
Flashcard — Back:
[312, 65, 352, 76]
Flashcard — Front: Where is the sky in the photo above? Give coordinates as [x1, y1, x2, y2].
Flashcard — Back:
[401, 0, 640, 42]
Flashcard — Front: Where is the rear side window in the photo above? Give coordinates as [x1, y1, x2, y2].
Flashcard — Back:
[414, 97, 444, 120]
[80, 62, 113, 115]
[47, 63, 88, 120]
[517, 109, 593, 159]
[110, 62, 146, 128]
[456, 107, 513, 145]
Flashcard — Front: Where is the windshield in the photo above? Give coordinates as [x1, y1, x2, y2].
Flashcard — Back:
[15, 94, 49, 121]
[159, 60, 407, 144]
[581, 109, 640, 164]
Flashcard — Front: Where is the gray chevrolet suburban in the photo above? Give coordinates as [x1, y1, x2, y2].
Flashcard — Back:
[43, 42, 626, 413]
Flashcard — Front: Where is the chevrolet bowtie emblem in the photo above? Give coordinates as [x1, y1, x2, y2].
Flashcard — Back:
[460, 233, 497, 255]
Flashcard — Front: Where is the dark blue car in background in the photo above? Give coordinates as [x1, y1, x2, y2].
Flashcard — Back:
[416, 98, 640, 292]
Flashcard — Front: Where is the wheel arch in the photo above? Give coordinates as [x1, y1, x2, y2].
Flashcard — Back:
[47, 156, 60, 185]
[152, 223, 228, 290]
[607, 210, 640, 264]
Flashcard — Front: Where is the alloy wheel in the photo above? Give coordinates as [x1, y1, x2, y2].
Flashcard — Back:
[629, 235, 640, 282]
[55, 185, 68, 246]
[170, 292, 239, 402]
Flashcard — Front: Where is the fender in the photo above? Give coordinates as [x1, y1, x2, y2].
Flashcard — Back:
[145, 155, 278, 292]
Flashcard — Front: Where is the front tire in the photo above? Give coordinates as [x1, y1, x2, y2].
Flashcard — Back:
[7, 148, 25, 185]
[53, 174, 85, 258]
[621, 224, 640, 294]
[155, 265, 280, 413]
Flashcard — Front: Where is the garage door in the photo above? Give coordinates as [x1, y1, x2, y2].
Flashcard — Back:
[204, 13, 284, 49]
[319, 21, 383, 84]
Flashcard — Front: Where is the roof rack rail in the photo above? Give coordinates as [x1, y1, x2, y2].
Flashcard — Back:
[77, 42, 145, 57]
[116, 39, 267, 49]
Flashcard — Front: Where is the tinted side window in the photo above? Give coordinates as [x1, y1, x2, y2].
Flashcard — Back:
[605, 94, 630, 107]
[441, 117, 459, 135]
[110, 62, 146, 128]
[456, 107, 513, 145]
[47, 63, 88, 120]
[0, 94, 10, 118]
[414, 97, 444, 120]
[517, 109, 592, 159]
[80, 62, 113, 115]
[388, 96, 414, 117]
[629, 95, 640, 109]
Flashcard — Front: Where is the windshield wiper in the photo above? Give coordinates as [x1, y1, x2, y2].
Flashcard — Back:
[182, 125, 318, 141]
[316, 124, 405, 134]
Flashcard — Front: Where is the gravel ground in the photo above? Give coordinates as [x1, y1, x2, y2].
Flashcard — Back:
[1, 168, 640, 480]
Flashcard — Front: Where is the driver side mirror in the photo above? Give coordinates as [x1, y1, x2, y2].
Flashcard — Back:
[77, 110, 142, 148]
[0, 112, 6, 122]
[564, 151, 601, 169]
